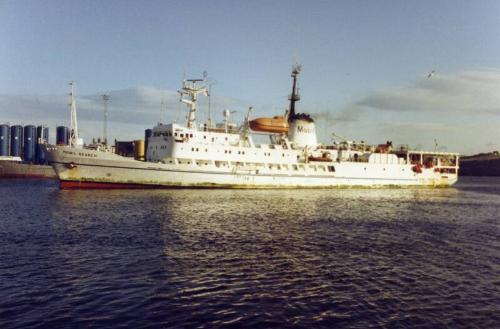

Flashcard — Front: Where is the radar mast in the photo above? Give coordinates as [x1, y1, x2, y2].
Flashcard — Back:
[178, 77, 209, 130]
[287, 64, 301, 122]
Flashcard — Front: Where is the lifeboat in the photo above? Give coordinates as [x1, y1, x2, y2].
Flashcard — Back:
[249, 116, 289, 134]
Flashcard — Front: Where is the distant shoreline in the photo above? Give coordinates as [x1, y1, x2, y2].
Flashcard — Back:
[460, 151, 500, 176]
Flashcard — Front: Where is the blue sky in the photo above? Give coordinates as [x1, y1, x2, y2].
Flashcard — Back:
[1, 0, 499, 154]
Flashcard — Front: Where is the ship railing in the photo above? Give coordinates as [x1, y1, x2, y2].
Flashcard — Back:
[405, 151, 459, 169]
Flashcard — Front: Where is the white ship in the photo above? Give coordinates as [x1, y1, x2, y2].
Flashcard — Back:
[45, 67, 459, 189]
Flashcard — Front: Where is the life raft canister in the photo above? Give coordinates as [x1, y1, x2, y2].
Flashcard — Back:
[412, 164, 423, 173]
[424, 160, 434, 168]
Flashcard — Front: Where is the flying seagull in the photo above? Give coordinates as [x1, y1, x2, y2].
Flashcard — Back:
[427, 70, 435, 79]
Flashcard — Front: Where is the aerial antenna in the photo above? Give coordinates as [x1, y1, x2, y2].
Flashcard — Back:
[102, 93, 110, 145]
[68, 81, 79, 147]
[203, 71, 210, 127]
[207, 75, 217, 129]
[160, 92, 167, 122]
[208, 83, 212, 128]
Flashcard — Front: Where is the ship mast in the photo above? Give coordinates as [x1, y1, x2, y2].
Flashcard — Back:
[178, 78, 208, 130]
[287, 64, 301, 122]
[69, 82, 79, 147]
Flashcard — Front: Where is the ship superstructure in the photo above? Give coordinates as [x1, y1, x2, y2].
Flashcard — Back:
[44, 68, 459, 189]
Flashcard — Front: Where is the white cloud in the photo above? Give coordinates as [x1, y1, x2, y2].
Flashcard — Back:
[358, 69, 500, 115]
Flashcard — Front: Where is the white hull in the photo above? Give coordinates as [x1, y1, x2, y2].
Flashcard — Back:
[46, 146, 458, 188]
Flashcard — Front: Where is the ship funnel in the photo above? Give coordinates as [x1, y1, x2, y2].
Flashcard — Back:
[288, 116, 317, 148]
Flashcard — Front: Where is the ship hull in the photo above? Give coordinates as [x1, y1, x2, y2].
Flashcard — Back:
[45, 145, 458, 189]
[0, 161, 56, 179]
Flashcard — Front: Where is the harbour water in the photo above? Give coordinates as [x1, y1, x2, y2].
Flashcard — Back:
[1, 177, 499, 328]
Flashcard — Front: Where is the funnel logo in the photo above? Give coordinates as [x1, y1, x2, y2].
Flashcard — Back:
[297, 126, 315, 134]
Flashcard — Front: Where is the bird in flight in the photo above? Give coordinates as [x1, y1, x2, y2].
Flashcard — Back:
[427, 70, 435, 79]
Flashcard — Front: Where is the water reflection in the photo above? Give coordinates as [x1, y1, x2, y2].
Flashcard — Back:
[1, 179, 499, 328]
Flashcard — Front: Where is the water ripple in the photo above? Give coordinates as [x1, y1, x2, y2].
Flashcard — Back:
[0, 177, 499, 328]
